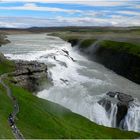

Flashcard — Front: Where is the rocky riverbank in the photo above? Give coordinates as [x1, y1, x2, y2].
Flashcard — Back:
[10, 61, 51, 92]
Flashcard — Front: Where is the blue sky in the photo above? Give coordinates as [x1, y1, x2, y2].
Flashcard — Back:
[0, 0, 140, 27]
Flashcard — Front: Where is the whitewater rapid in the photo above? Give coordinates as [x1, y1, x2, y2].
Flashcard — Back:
[0, 34, 140, 132]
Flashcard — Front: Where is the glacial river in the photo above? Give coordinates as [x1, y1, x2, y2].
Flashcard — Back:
[0, 34, 140, 132]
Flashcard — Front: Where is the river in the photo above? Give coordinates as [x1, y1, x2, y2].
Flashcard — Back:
[0, 33, 140, 132]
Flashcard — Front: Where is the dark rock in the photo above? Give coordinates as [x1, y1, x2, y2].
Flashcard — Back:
[94, 47, 140, 85]
[106, 91, 117, 98]
[98, 98, 111, 111]
[62, 49, 69, 55]
[70, 57, 76, 62]
[11, 60, 50, 92]
[117, 92, 134, 102]
[116, 102, 128, 127]
[68, 39, 79, 47]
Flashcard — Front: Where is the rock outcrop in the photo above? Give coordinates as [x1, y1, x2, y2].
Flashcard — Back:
[98, 91, 134, 127]
[0, 34, 10, 46]
[0, 52, 6, 62]
[11, 61, 50, 92]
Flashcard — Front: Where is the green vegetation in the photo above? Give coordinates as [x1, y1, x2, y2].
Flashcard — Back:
[0, 54, 15, 75]
[0, 56, 15, 138]
[0, 35, 14, 74]
[98, 40, 140, 57]
[9, 84, 140, 139]
[79, 39, 97, 49]
[49, 32, 82, 41]
[0, 84, 14, 139]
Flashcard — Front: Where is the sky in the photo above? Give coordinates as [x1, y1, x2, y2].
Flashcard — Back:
[0, 0, 140, 28]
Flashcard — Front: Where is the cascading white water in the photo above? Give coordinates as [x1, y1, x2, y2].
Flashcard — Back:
[121, 101, 140, 132]
[0, 33, 140, 132]
[108, 103, 118, 128]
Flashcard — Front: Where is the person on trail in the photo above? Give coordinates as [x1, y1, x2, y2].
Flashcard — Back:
[8, 114, 14, 126]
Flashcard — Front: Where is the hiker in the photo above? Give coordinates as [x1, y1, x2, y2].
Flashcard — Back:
[8, 114, 14, 126]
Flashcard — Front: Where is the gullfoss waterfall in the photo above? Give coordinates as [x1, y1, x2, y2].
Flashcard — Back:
[0, 34, 140, 132]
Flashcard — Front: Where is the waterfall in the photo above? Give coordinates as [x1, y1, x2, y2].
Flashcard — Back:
[100, 98, 140, 132]
[108, 104, 118, 127]
[120, 102, 140, 132]
[1, 33, 140, 133]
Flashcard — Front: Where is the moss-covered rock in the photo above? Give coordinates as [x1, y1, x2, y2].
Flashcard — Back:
[98, 40, 140, 57]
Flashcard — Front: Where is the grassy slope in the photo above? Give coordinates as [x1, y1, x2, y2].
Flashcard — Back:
[0, 35, 15, 138]
[99, 40, 140, 57]
[80, 39, 97, 49]
[10, 84, 140, 139]
[0, 84, 14, 139]
[0, 58, 15, 75]
[0, 59, 15, 138]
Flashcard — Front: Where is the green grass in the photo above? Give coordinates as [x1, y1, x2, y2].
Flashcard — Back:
[0, 60, 15, 75]
[99, 40, 140, 57]
[79, 39, 97, 49]
[0, 55, 15, 138]
[0, 56, 15, 75]
[0, 84, 14, 138]
[8, 84, 140, 139]
[49, 32, 82, 41]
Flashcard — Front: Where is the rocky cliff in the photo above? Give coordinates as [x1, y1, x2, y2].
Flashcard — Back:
[11, 61, 51, 92]
[94, 46, 140, 84]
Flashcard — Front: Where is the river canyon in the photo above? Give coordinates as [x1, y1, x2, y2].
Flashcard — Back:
[0, 33, 140, 133]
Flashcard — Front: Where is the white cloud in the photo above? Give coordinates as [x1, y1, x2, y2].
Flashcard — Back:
[0, 2, 82, 13]
[117, 11, 140, 16]
[0, 0, 139, 27]
[0, 14, 140, 28]
[1, 0, 134, 7]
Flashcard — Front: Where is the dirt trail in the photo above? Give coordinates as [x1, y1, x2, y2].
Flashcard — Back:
[0, 74, 24, 139]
